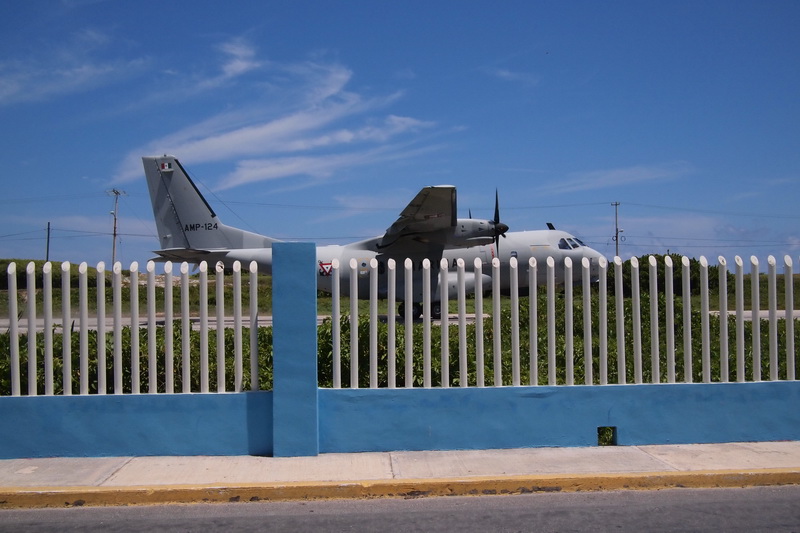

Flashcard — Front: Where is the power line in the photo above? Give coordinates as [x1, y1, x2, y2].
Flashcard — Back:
[624, 202, 800, 220]
[0, 193, 109, 204]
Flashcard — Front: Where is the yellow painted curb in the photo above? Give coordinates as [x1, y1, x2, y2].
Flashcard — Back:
[1, 469, 799, 508]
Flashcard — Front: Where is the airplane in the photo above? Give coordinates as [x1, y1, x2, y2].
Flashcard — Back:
[143, 155, 605, 318]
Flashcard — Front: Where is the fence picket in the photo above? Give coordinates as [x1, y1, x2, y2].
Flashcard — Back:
[474, 257, 484, 387]
[250, 261, 259, 391]
[665, 256, 675, 383]
[582, 257, 593, 386]
[456, 258, 467, 387]
[43, 263, 53, 395]
[718, 257, 729, 382]
[147, 261, 157, 393]
[648, 256, 660, 384]
[164, 261, 174, 393]
[682, 256, 692, 383]
[598, 257, 608, 385]
[439, 258, 449, 388]
[422, 259, 431, 388]
[492, 257, 502, 386]
[787, 256, 795, 380]
[180, 262, 191, 393]
[768, 256, 777, 381]
[215, 261, 225, 392]
[631, 257, 642, 384]
[26, 262, 37, 396]
[547, 257, 556, 385]
[510, 257, 520, 387]
[331, 258, 341, 389]
[564, 257, 574, 386]
[613, 257, 626, 385]
[350, 258, 358, 389]
[404, 258, 414, 388]
[79, 262, 89, 395]
[97, 262, 107, 394]
[528, 257, 538, 386]
[386, 259, 395, 388]
[113, 262, 123, 394]
[370, 258, 379, 389]
[700, 257, 711, 383]
[7, 263, 20, 396]
[233, 261, 243, 392]
[735, 256, 745, 382]
[750, 256, 761, 382]
[130, 262, 139, 394]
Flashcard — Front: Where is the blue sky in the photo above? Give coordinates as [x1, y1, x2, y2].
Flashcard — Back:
[1, 0, 798, 267]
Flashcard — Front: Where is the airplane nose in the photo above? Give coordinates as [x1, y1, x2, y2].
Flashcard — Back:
[585, 248, 606, 281]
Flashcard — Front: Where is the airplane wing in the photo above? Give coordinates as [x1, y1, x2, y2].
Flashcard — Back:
[377, 186, 457, 252]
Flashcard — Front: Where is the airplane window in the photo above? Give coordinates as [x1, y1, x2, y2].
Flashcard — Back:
[558, 238, 571, 250]
[567, 238, 580, 248]
[575, 238, 587, 247]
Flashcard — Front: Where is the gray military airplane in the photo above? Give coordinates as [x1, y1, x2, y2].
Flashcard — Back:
[143, 155, 605, 318]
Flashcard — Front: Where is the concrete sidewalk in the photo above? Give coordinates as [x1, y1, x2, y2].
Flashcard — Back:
[1, 441, 799, 508]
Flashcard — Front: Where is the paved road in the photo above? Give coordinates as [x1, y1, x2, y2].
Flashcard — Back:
[1, 486, 798, 532]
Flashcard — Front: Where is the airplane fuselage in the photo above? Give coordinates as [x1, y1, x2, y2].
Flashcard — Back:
[225, 228, 604, 303]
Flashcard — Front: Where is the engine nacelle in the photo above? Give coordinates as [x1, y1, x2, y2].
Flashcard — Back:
[447, 219, 498, 248]
[438, 270, 492, 300]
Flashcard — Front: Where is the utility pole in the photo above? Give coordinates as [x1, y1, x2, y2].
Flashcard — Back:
[611, 202, 624, 257]
[108, 189, 126, 266]
[45, 222, 51, 262]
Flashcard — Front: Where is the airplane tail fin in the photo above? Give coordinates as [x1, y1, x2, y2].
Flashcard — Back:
[142, 155, 278, 258]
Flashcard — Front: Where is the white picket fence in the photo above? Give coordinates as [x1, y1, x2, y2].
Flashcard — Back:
[328, 254, 798, 389]
[4, 260, 261, 396]
[3, 254, 798, 396]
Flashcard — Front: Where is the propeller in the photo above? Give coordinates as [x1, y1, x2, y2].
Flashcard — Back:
[492, 189, 509, 255]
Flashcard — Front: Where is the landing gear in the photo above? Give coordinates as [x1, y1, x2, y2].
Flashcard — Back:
[397, 302, 441, 320]
[398, 302, 423, 320]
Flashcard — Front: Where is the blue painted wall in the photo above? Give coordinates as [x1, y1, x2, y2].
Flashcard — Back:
[319, 382, 800, 452]
[0, 392, 272, 459]
[3, 382, 798, 458]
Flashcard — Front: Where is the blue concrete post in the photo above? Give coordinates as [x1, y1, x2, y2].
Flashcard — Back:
[272, 242, 319, 456]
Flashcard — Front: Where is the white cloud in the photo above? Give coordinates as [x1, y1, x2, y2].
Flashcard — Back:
[0, 29, 146, 106]
[485, 67, 540, 87]
[114, 50, 438, 187]
[539, 162, 695, 195]
[217, 142, 440, 190]
[198, 39, 264, 89]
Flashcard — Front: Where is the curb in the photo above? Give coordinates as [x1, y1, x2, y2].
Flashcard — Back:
[2, 469, 800, 508]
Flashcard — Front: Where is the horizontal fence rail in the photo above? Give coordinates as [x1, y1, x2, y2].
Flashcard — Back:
[3, 254, 799, 396]
[3, 260, 263, 396]
[326, 255, 798, 389]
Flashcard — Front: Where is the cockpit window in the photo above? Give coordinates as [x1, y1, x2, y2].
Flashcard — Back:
[558, 238, 571, 250]
[567, 238, 581, 248]
[574, 238, 587, 247]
